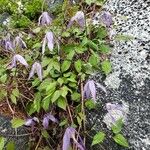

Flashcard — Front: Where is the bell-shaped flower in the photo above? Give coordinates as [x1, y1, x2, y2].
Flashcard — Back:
[100, 11, 113, 27]
[103, 102, 129, 128]
[5, 40, 14, 51]
[67, 11, 85, 28]
[8, 54, 28, 69]
[38, 12, 52, 26]
[42, 31, 54, 54]
[13, 36, 27, 49]
[28, 62, 43, 81]
[83, 80, 107, 102]
[42, 113, 58, 129]
[63, 127, 85, 150]
[25, 117, 39, 131]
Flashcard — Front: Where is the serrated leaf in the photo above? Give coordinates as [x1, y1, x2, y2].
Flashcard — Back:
[113, 134, 129, 148]
[11, 118, 25, 128]
[0, 74, 7, 83]
[57, 97, 67, 110]
[59, 119, 68, 127]
[101, 60, 112, 75]
[6, 141, 15, 150]
[74, 60, 82, 73]
[42, 94, 52, 111]
[61, 60, 71, 72]
[51, 90, 61, 103]
[41, 130, 50, 139]
[71, 92, 81, 101]
[67, 50, 75, 60]
[112, 118, 123, 134]
[92, 132, 105, 146]
[33, 93, 41, 113]
[87, 40, 98, 51]
[96, 26, 108, 39]
[89, 54, 99, 66]
[85, 99, 96, 110]
[0, 137, 5, 150]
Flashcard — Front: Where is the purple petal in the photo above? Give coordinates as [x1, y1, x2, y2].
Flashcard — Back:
[14, 36, 27, 49]
[88, 80, 96, 101]
[25, 119, 34, 126]
[47, 114, 58, 123]
[67, 11, 85, 28]
[42, 117, 49, 129]
[101, 11, 113, 27]
[38, 12, 52, 26]
[28, 62, 43, 81]
[15, 54, 28, 67]
[83, 81, 91, 99]
[5, 40, 14, 51]
[46, 31, 54, 51]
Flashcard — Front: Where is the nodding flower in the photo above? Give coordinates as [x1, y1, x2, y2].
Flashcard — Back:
[8, 54, 28, 69]
[28, 62, 43, 81]
[63, 127, 85, 150]
[83, 80, 107, 102]
[67, 11, 85, 28]
[13, 36, 27, 49]
[42, 31, 54, 54]
[42, 113, 58, 129]
[38, 12, 52, 26]
[100, 11, 113, 27]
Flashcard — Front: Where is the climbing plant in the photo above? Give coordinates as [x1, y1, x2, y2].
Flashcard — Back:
[0, 0, 129, 149]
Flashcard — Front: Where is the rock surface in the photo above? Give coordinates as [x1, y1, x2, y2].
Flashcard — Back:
[87, 0, 150, 150]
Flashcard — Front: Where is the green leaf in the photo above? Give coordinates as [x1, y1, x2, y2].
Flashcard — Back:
[51, 90, 61, 103]
[32, 43, 41, 49]
[74, 60, 82, 73]
[101, 60, 112, 75]
[0, 74, 7, 83]
[33, 93, 41, 113]
[113, 134, 129, 148]
[59, 119, 68, 127]
[61, 60, 71, 72]
[41, 130, 50, 139]
[92, 132, 105, 146]
[0, 137, 5, 150]
[67, 50, 75, 60]
[57, 97, 67, 110]
[89, 54, 99, 67]
[10, 94, 17, 105]
[42, 94, 52, 111]
[87, 40, 98, 51]
[11, 118, 25, 128]
[99, 44, 110, 53]
[6, 141, 15, 150]
[85, 99, 96, 110]
[33, 27, 41, 33]
[96, 26, 108, 39]
[112, 118, 123, 134]
[12, 88, 20, 98]
[57, 78, 64, 86]
[60, 86, 69, 98]
[71, 92, 81, 101]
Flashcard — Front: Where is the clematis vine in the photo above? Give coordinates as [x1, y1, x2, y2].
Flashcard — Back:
[83, 80, 107, 102]
[42, 31, 54, 54]
[13, 36, 27, 49]
[63, 127, 85, 150]
[67, 11, 85, 28]
[8, 54, 28, 69]
[5, 40, 14, 51]
[103, 102, 129, 128]
[28, 62, 43, 81]
[100, 11, 113, 27]
[38, 12, 52, 26]
[25, 117, 39, 126]
[42, 113, 58, 129]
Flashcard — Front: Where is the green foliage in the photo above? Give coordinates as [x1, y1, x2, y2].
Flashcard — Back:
[0, 136, 5, 150]
[92, 132, 105, 146]
[113, 134, 129, 148]
[6, 141, 15, 150]
[112, 118, 123, 134]
[11, 118, 25, 128]
[101, 60, 112, 75]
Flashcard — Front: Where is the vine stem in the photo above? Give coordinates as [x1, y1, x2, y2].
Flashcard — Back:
[6, 96, 15, 115]
[35, 135, 42, 150]
[67, 105, 74, 124]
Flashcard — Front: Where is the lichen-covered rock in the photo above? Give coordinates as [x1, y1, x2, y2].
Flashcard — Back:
[87, 0, 150, 149]
[0, 115, 29, 150]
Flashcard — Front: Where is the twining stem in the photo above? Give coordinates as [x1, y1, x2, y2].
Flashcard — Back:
[35, 135, 42, 150]
[6, 96, 15, 115]
[67, 105, 74, 124]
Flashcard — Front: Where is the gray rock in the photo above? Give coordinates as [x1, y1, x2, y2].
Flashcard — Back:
[87, 0, 150, 149]
[0, 115, 29, 150]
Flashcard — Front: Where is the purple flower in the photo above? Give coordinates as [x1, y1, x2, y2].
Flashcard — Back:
[8, 54, 28, 69]
[42, 31, 54, 54]
[38, 12, 52, 26]
[13, 36, 27, 49]
[83, 80, 106, 101]
[67, 11, 85, 28]
[42, 113, 58, 129]
[100, 11, 113, 27]
[103, 102, 129, 128]
[28, 62, 43, 81]
[25, 117, 39, 126]
[63, 127, 85, 150]
[5, 40, 14, 51]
